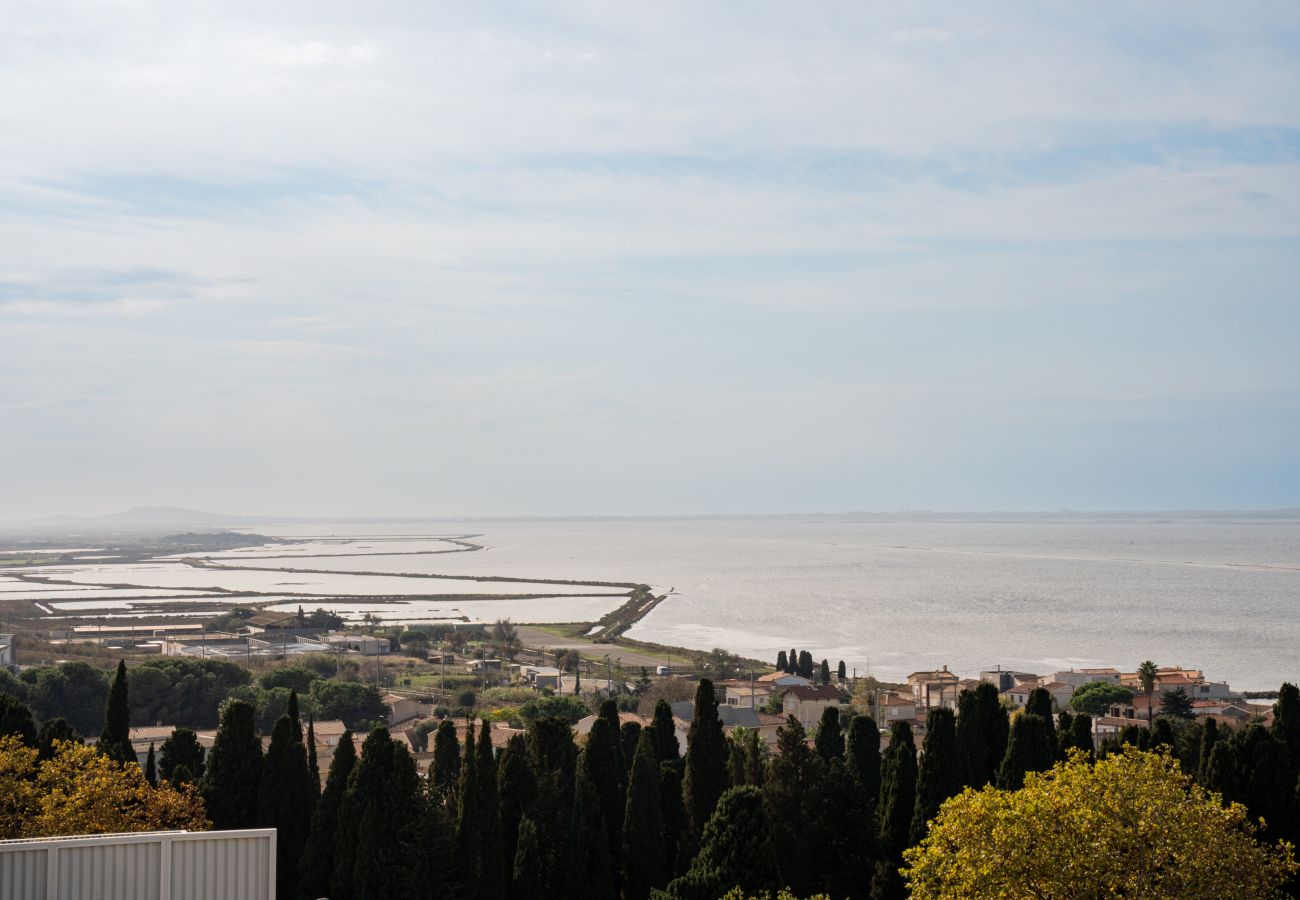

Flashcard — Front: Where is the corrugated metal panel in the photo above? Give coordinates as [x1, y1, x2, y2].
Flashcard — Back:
[0, 847, 47, 898]
[172, 833, 273, 900]
[0, 830, 275, 900]
[58, 841, 161, 900]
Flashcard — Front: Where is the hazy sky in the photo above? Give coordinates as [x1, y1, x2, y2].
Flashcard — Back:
[2, 2, 1298, 519]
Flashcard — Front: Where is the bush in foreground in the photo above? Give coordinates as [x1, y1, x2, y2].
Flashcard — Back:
[903, 746, 1297, 899]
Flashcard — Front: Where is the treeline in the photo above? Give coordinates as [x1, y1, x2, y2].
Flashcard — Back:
[0, 656, 387, 734]
[3, 664, 1300, 899]
[774, 649, 845, 684]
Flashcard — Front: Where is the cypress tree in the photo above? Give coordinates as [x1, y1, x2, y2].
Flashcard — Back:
[259, 713, 315, 898]
[1273, 682, 1300, 764]
[299, 729, 355, 900]
[1226, 724, 1297, 845]
[662, 786, 781, 900]
[525, 716, 578, 900]
[498, 734, 537, 898]
[332, 728, 423, 900]
[513, 816, 540, 900]
[797, 651, 814, 680]
[877, 721, 917, 852]
[763, 717, 824, 897]
[159, 727, 206, 784]
[168, 763, 194, 787]
[821, 757, 873, 900]
[845, 714, 881, 809]
[568, 766, 614, 900]
[1057, 710, 1074, 753]
[476, 719, 506, 900]
[814, 705, 844, 763]
[819, 659, 831, 685]
[620, 721, 642, 775]
[144, 743, 158, 787]
[1066, 713, 1094, 756]
[621, 730, 666, 900]
[650, 700, 679, 763]
[1151, 716, 1176, 752]
[202, 699, 262, 829]
[837, 660, 847, 683]
[997, 712, 1055, 791]
[788, 648, 798, 675]
[306, 717, 320, 798]
[910, 707, 961, 845]
[659, 760, 687, 879]
[99, 659, 134, 765]
[581, 717, 626, 879]
[0, 693, 36, 746]
[456, 719, 482, 898]
[1198, 717, 1220, 785]
[682, 679, 728, 852]
[35, 716, 78, 760]
[432, 718, 462, 802]
[776, 651, 788, 674]
[1025, 687, 1056, 747]
[955, 683, 1008, 788]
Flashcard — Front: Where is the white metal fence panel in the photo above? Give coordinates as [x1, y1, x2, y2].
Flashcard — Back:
[0, 829, 276, 900]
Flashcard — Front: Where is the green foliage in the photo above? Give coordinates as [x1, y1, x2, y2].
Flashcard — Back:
[1025, 688, 1056, 747]
[683, 679, 728, 850]
[775, 651, 788, 673]
[475, 719, 506, 900]
[813, 705, 843, 763]
[309, 678, 387, 728]
[911, 707, 961, 845]
[513, 816, 541, 900]
[431, 719, 461, 802]
[623, 731, 667, 900]
[258, 665, 322, 694]
[20, 661, 107, 735]
[201, 699, 262, 829]
[568, 765, 615, 900]
[1160, 687, 1195, 719]
[298, 728, 354, 900]
[144, 743, 157, 786]
[257, 712, 315, 897]
[763, 717, 825, 897]
[35, 717, 78, 760]
[582, 716, 627, 874]
[874, 719, 918, 899]
[130, 657, 251, 728]
[650, 699, 680, 763]
[497, 734, 537, 897]
[0, 692, 36, 746]
[997, 713, 1055, 791]
[845, 714, 881, 808]
[158, 727, 206, 784]
[955, 683, 1008, 789]
[98, 660, 134, 765]
[520, 693, 590, 724]
[662, 786, 781, 900]
[1069, 681, 1133, 716]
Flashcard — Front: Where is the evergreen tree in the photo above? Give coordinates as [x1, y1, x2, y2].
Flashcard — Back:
[776, 651, 788, 674]
[476, 719, 507, 900]
[682, 679, 728, 853]
[35, 716, 78, 760]
[814, 704, 844, 763]
[788, 648, 798, 675]
[498, 734, 537, 898]
[997, 712, 1055, 791]
[845, 714, 881, 809]
[662, 786, 781, 900]
[910, 707, 961, 845]
[1151, 716, 1176, 751]
[202, 699, 262, 829]
[878, 720, 917, 853]
[259, 712, 315, 898]
[797, 651, 814, 680]
[955, 683, 1008, 788]
[99, 659, 135, 765]
[581, 717, 626, 882]
[332, 728, 423, 900]
[1220, 724, 1297, 845]
[568, 766, 614, 900]
[1160, 688, 1195, 720]
[513, 816, 540, 900]
[821, 758, 874, 900]
[432, 718, 462, 802]
[306, 717, 320, 799]
[144, 742, 158, 787]
[837, 660, 847, 683]
[456, 719, 482, 898]
[168, 763, 194, 787]
[0, 692, 36, 746]
[1273, 682, 1300, 764]
[1065, 713, 1093, 756]
[620, 721, 642, 775]
[159, 726, 206, 784]
[1057, 710, 1074, 753]
[621, 731, 666, 900]
[650, 700, 679, 763]
[1025, 687, 1056, 748]
[819, 659, 831, 685]
[1197, 716, 1220, 785]
[525, 716, 579, 900]
[299, 729, 355, 900]
[659, 760, 687, 880]
[763, 717, 825, 897]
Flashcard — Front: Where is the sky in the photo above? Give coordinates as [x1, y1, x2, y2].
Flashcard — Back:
[1, 1, 1299, 519]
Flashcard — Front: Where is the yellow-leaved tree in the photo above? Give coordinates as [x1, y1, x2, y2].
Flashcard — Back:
[0, 736, 209, 838]
[903, 746, 1296, 900]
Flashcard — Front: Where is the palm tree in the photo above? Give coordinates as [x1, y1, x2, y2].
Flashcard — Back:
[1137, 660, 1158, 729]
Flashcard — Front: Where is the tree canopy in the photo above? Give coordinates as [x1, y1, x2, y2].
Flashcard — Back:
[903, 747, 1298, 899]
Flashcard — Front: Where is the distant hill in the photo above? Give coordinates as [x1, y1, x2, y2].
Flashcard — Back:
[0, 506, 269, 536]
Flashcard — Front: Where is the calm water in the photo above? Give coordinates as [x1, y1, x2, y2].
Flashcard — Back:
[242, 514, 1300, 691]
